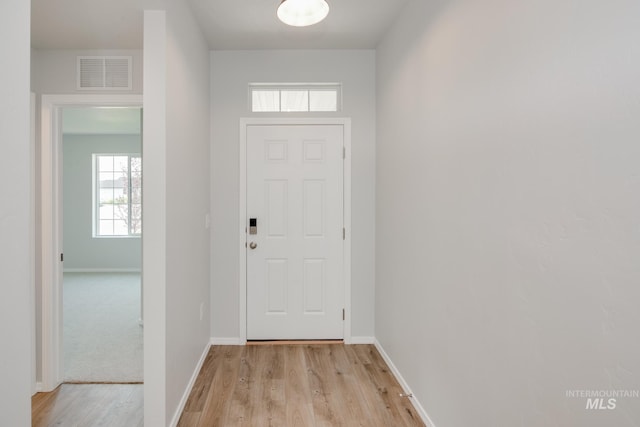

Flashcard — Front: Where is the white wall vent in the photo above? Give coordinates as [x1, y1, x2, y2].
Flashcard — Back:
[77, 56, 132, 90]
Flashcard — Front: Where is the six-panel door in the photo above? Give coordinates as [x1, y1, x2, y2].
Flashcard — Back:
[246, 125, 344, 340]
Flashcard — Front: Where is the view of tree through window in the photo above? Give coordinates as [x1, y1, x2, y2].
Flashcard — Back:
[95, 154, 141, 237]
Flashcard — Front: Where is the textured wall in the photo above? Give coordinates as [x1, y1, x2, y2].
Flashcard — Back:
[376, 0, 640, 425]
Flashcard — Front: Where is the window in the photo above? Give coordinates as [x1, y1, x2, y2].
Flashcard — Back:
[94, 154, 141, 237]
[250, 83, 341, 112]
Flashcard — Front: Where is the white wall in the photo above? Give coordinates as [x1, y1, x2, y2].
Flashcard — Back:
[0, 0, 32, 425]
[144, 3, 211, 425]
[210, 50, 376, 340]
[31, 49, 143, 94]
[63, 134, 142, 271]
[376, 0, 640, 426]
[31, 48, 143, 384]
[143, 11, 167, 426]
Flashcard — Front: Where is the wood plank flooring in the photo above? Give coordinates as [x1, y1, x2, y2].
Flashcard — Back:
[178, 344, 424, 427]
[30, 345, 423, 427]
[31, 384, 143, 427]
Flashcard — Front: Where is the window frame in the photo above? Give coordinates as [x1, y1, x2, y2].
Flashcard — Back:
[249, 83, 342, 113]
[92, 153, 142, 238]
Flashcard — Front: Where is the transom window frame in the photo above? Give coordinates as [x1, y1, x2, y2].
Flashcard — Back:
[249, 83, 342, 113]
[92, 153, 142, 238]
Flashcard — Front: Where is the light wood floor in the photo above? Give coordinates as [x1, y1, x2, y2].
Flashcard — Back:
[178, 344, 425, 427]
[31, 383, 143, 427]
[31, 345, 424, 427]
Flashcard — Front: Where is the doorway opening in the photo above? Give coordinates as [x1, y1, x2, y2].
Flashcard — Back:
[40, 95, 143, 391]
[61, 106, 143, 383]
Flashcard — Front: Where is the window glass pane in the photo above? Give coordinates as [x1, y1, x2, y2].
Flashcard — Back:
[99, 220, 114, 236]
[250, 84, 340, 113]
[99, 172, 114, 189]
[99, 204, 114, 220]
[99, 188, 114, 204]
[252, 90, 280, 112]
[310, 90, 338, 112]
[113, 171, 127, 189]
[98, 156, 113, 172]
[131, 157, 141, 177]
[94, 153, 142, 237]
[113, 220, 128, 235]
[112, 187, 126, 202]
[131, 188, 142, 204]
[113, 156, 128, 173]
[131, 159, 142, 189]
[130, 204, 142, 234]
[281, 90, 308, 112]
[117, 208, 129, 225]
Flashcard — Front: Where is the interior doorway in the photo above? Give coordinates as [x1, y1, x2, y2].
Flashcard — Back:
[61, 106, 143, 382]
[40, 95, 143, 391]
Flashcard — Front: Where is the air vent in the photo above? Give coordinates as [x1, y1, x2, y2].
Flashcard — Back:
[77, 56, 132, 90]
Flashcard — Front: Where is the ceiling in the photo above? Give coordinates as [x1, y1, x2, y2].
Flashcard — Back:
[31, 0, 411, 50]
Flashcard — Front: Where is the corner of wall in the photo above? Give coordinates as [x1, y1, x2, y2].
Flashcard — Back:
[373, 339, 437, 427]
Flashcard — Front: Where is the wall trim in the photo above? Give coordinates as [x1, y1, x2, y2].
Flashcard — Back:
[169, 342, 211, 427]
[349, 336, 375, 344]
[31, 92, 37, 398]
[63, 268, 142, 273]
[210, 337, 244, 346]
[374, 339, 437, 427]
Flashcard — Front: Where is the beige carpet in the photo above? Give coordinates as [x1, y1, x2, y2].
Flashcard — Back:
[63, 272, 143, 383]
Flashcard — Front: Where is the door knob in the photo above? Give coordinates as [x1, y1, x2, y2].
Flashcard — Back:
[249, 242, 257, 250]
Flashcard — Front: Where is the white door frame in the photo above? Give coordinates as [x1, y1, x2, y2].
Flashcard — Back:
[31, 92, 37, 395]
[239, 117, 352, 344]
[40, 94, 143, 391]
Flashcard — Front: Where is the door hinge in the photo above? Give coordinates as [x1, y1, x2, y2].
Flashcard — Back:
[60, 253, 64, 262]
[343, 147, 346, 159]
[342, 309, 345, 321]
[343, 228, 345, 240]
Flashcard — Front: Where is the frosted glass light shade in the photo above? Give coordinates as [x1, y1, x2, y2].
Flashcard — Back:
[277, 0, 329, 27]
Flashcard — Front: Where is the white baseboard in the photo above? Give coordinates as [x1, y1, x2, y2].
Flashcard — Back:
[349, 336, 375, 344]
[374, 339, 437, 427]
[63, 268, 142, 273]
[209, 337, 374, 345]
[169, 342, 211, 427]
[210, 337, 244, 346]
[35, 382, 44, 394]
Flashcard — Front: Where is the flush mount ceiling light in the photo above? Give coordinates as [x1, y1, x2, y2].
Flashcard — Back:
[277, 0, 330, 27]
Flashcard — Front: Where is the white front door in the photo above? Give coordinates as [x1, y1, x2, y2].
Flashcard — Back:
[246, 124, 344, 340]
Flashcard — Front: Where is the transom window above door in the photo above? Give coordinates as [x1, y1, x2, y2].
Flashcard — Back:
[249, 83, 341, 113]
[93, 154, 141, 237]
